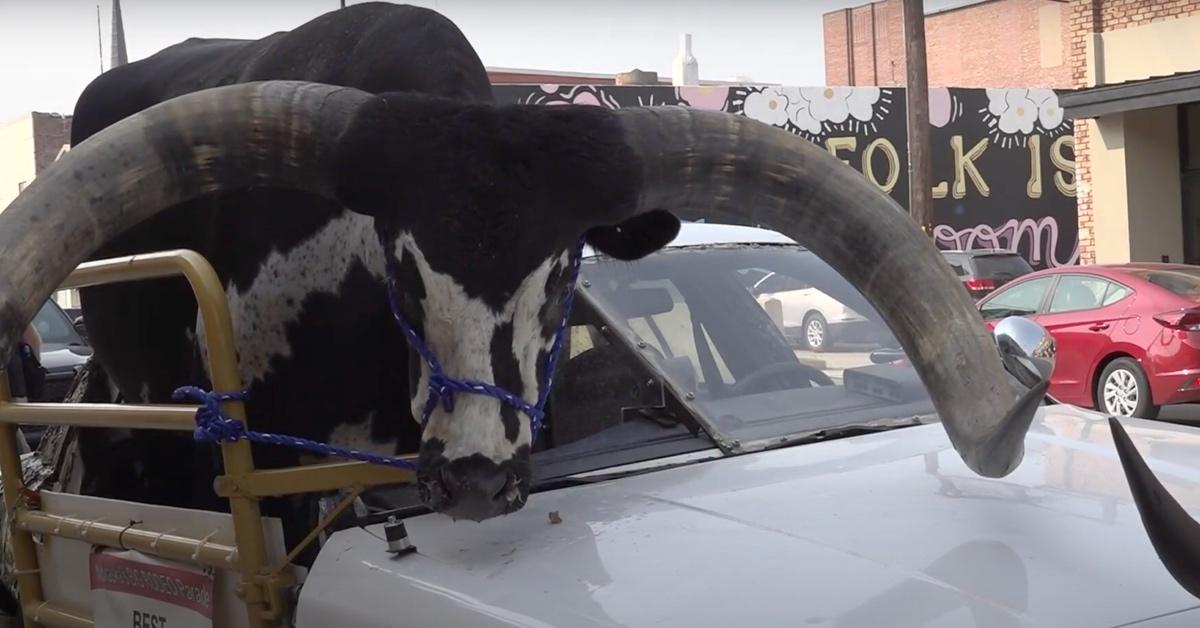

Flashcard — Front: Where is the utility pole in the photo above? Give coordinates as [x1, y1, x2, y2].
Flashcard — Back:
[95, 4, 104, 74]
[902, 0, 933, 235]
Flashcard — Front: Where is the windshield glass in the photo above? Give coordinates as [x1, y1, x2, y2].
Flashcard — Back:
[1127, 267, 1200, 299]
[33, 300, 78, 345]
[542, 242, 932, 466]
[972, 254, 1033, 278]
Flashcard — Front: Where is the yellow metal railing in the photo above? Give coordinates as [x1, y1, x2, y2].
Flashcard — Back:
[0, 249, 418, 628]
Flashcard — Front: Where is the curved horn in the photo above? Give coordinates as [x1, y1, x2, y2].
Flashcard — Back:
[612, 106, 1038, 478]
[0, 80, 372, 362]
[1109, 417, 1200, 598]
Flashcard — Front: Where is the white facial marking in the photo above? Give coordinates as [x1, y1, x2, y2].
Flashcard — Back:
[397, 232, 564, 464]
[194, 211, 385, 384]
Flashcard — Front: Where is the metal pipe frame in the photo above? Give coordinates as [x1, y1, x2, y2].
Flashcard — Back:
[0, 249, 419, 627]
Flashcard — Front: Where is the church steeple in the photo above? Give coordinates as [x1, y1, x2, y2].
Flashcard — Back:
[110, 0, 128, 68]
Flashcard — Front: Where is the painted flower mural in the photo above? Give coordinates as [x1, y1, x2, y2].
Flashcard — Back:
[929, 86, 954, 128]
[737, 86, 888, 137]
[983, 87, 1069, 147]
[987, 88, 1039, 134]
[741, 87, 790, 127]
[803, 86, 881, 125]
[1029, 88, 1064, 129]
[677, 85, 730, 111]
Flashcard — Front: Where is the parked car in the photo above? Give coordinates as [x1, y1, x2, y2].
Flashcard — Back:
[31, 299, 93, 402]
[941, 249, 1034, 300]
[741, 269, 891, 351]
[14, 300, 92, 450]
[976, 262, 1200, 419]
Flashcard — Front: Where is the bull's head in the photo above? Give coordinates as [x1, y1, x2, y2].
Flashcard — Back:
[0, 81, 1041, 522]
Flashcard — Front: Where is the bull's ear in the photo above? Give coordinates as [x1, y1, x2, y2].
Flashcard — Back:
[584, 210, 680, 261]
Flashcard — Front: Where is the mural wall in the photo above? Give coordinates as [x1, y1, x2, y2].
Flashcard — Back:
[494, 84, 1078, 269]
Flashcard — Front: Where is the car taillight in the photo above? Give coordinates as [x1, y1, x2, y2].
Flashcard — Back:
[965, 278, 995, 291]
[1153, 308, 1200, 331]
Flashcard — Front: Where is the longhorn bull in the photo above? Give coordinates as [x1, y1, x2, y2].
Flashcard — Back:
[0, 1, 1096, 570]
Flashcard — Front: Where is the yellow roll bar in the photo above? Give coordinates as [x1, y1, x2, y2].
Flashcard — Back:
[0, 250, 416, 628]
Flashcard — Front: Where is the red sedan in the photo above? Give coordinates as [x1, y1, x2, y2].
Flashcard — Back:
[976, 262, 1200, 418]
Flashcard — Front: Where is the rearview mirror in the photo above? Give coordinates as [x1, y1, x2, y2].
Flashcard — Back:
[993, 316, 1055, 389]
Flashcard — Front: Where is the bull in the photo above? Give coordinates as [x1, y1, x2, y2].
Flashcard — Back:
[10, 2, 1195, 595]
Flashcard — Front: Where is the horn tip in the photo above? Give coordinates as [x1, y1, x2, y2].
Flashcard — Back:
[1109, 415, 1200, 599]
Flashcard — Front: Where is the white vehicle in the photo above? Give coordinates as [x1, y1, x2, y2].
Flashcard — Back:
[745, 269, 887, 351]
[3, 224, 1199, 628]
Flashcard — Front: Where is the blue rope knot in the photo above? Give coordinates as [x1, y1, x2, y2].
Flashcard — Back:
[426, 372, 456, 414]
[172, 386, 251, 444]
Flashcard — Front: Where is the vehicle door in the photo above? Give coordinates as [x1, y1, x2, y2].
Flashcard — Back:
[977, 275, 1055, 327]
[1034, 274, 1135, 404]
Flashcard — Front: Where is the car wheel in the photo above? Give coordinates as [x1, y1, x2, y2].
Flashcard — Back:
[1097, 358, 1159, 419]
[803, 312, 830, 352]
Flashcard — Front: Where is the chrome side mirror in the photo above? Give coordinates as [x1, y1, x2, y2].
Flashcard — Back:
[993, 316, 1055, 389]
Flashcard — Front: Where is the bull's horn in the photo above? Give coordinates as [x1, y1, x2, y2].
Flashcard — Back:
[612, 106, 1039, 478]
[1110, 417, 1200, 598]
[0, 81, 372, 362]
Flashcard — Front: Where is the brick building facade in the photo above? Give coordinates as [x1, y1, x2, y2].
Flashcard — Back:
[1066, 0, 1200, 264]
[823, 0, 1072, 88]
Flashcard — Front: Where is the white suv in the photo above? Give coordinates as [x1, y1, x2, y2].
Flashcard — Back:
[744, 270, 887, 352]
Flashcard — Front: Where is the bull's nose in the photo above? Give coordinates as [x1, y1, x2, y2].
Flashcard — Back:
[420, 456, 520, 521]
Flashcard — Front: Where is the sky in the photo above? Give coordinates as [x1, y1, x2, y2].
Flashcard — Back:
[0, 0, 966, 121]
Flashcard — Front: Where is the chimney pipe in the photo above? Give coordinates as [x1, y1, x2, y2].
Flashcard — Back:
[672, 33, 699, 86]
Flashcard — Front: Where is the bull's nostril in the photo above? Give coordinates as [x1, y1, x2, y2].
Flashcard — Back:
[492, 475, 513, 501]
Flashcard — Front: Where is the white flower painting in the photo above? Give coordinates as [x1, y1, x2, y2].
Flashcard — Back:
[738, 86, 887, 137]
[741, 88, 790, 127]
[803, 86, 881, 125]
[983, 87, 1069, 147]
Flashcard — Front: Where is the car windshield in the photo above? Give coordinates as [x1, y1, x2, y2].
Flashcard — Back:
[972, 253, 1033, 278]
[1127, 267, 1200, 299]
[32, 301, 79, 345]
[531, 242, 932, 484]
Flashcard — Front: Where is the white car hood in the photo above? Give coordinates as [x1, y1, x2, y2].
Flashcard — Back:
[296, 405, 1200, 628]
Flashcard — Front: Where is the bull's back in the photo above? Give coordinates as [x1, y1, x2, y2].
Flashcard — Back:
[72, 2, 492, 144]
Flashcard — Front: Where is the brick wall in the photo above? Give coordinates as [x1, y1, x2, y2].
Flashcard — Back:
[1099, 0, 1200, 32]
[31, 113, 71, 173]
[1070, 0, 1101, 264]
[824, 0, 1071, 88]
[824, 1, 904, 86]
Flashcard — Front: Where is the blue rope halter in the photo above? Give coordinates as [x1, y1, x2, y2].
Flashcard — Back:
[172, 236, 587, 469]
[385, 236, 586, 441]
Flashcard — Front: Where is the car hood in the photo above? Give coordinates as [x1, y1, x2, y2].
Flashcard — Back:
[38, 343, 91, 372]
[297, 405, 1200, 628]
